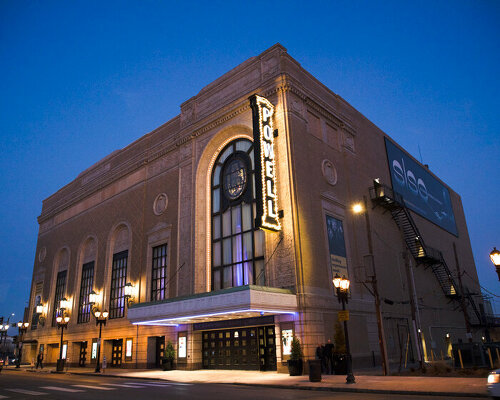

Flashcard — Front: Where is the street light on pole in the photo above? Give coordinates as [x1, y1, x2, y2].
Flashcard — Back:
[56, 298, 70, 372]
[88, 290, 108, 373]
[490, 248, 500, 281]
[15, 321, 29, 368]
[93, 309, 108, 373]
[332, 274, 355, 384]
[352, 197, 390, 376]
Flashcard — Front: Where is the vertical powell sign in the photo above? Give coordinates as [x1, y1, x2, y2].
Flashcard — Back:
[250, 95, 281, 231]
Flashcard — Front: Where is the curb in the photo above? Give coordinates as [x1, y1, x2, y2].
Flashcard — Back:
[66, 371, 488, 398]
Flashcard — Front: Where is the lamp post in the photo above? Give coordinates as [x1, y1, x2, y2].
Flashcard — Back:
[352, 197, 390, 376]
[15, 321, 29, 368]
[490, 248, 500, 281]
[0, 324, 7, 363]
[56, 297, 70, 372]
[332, 274, 355, 384]
[93, 309, 108, 373]
[89, 289, 109, 374]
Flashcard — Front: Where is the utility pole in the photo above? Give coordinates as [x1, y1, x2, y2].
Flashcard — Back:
[453, 242, 473, 342]
[363, 196, 390, 376]
[404, 250, 424, 369]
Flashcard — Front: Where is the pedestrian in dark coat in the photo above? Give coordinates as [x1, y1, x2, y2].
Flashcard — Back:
[315, 343, 326, 373]
[323, 339, 334, 374]
[36, 352, 43, 369]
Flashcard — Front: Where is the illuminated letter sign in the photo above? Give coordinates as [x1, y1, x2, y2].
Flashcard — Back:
[250, 95, 281, 231]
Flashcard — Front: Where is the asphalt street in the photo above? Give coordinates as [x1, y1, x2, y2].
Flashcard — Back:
[0, 371, 486, 400]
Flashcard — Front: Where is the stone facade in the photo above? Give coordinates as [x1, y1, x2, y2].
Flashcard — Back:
[23, 44, 482, 372]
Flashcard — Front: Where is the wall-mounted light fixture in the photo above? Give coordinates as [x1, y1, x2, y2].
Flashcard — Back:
[124, 282, 134, 307]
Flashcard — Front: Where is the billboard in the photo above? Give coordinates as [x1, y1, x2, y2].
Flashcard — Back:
[385, 138, 458, 236]
[326, 215, 349, 278]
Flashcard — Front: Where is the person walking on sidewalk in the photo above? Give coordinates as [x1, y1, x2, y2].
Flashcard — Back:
[36, 352, 43, 369]
[315, 343, 326, 373]
[323, 339, 334, 374]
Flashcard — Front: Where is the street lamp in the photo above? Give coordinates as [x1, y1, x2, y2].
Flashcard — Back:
[352, 197, 390, 376]
[55, 306, 70, 372]
[15, 321, 29, 368]
[490, 248, 500, 281]
[93, 308, 108, 373]
[332, 274, 355, 384]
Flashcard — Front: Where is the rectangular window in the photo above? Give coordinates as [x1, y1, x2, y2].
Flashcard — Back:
[151, 244, 168, 301]
[77, 262, 94, 323]
[125, 338, 133, 361]
[52, 270, 67, 326]
[109, 250, 128, 319]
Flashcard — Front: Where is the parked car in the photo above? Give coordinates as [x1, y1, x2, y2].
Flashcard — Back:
[487, 369, 500, 399]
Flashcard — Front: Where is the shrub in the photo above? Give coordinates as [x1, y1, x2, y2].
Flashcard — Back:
[290, 337, 303, 360]
[164, 341, 175, 361]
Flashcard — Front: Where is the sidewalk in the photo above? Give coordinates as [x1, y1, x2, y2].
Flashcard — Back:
[8, 366, 489, 397]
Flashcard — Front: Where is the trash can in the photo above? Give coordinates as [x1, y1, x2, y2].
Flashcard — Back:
[308, 359, 322, 382]
[56, 359, 65, 372]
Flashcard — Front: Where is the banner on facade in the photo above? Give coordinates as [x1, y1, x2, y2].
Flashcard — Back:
[326, 215, 348, 279]
[250, 95, 281, 231]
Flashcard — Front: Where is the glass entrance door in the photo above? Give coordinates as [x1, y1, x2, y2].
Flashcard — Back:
[156, 336, 165, 368]
[258, 325, 276, 371]
[79, 341, 87, 367]
[202, 325, 276, 370]
[111, 339, 123, 367]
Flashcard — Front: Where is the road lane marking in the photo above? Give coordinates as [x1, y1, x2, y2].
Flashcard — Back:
[41, 386, 84, 392]
[72, 385, 115, 390]
[126, 383, 170, 386]
[101, 383, 144, 388]
[0, 395, 9, 399]
[6, 389, 46, 395]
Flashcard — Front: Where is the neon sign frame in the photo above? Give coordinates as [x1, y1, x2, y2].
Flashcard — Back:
[250, 94, 281, 231]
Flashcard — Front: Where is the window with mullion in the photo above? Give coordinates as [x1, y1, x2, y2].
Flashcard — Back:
[151, 244, 168, 301]
[211, 139, 265, 291]
[109, 250, 128, 319]
[77, 261, 94, 323]
[52, 270, 67, 326]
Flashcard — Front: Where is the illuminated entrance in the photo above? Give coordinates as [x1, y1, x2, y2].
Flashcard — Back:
[202, 325, 276, 370]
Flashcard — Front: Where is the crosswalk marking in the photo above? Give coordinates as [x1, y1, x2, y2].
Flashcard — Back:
[72, 384, 115, 390]
[6, 388, 46, 395]
[41, 386, 84, 392]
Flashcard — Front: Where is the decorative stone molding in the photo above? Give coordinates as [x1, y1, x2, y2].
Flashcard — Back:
[153, 193, 169, 216]
[38, 247, 46, 263]
[322, 159, 338, 186]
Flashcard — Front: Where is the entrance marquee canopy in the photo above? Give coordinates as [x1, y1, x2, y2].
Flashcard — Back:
[127, 285, 298, 326]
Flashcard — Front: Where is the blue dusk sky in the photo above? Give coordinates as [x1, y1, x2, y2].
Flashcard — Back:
[0, 1, 498, 333]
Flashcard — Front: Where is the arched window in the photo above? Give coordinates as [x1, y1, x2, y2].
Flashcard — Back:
[211, 138, 265, 290]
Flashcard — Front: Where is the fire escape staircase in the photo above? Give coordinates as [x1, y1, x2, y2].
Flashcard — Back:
[369, 183, 482, 326]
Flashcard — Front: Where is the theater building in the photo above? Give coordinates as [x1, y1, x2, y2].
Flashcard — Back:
[23, 44, 484, 371]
